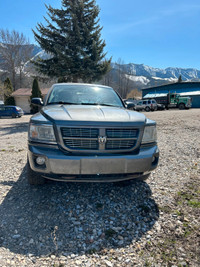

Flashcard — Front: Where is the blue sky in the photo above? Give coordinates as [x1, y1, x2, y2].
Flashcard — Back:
[0, 0, 200, 69]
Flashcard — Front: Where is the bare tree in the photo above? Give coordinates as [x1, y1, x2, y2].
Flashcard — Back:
[114, 59, 133, 98]
[0, 29, 33, 89]
[126, 88, 142, 99]
[0, 81, 4, 100]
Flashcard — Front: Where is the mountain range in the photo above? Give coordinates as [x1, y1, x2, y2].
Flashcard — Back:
[32, 47, 200, 88]
[111, 62, 200, 89]
[1, 44, 200, 89]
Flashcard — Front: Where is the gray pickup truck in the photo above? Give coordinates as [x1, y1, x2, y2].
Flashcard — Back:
[28, 83, 159, 184]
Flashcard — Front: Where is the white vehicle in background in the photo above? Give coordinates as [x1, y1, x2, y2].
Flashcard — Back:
[137, 99, 158, 112]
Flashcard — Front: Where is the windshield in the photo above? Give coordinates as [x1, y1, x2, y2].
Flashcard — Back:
[47, 84, 124, 107]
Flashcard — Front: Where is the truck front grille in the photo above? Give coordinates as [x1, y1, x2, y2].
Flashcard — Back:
[61, 128, 99, 138]
[60, 127, 139, 152]
[63, 139, 98, 150]
[106, 129, 138, 138]
[106, 140, 136, 149]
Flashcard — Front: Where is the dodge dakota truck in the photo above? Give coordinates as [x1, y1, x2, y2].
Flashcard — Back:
[28, 83, 159, 184]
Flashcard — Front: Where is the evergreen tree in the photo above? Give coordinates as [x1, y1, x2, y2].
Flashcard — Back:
[177, 75, 182, 83]
[32, 0, 111, 82]
[4, 78, 15, 105]
[30, 78, 42, 113]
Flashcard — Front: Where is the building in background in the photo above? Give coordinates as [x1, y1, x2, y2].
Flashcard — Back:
[142, 82, 200, 108]
[12, 88, 49, 113]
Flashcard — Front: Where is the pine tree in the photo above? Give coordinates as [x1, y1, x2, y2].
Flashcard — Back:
[4, 78, 15, 105]
[32, 0, 111, 82]
[30, 78, 42, 113]
[177, 75, 182, 83]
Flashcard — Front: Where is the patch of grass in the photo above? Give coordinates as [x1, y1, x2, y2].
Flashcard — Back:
[159, 205, 172, 213]
[174, 210, 183, 216]
[177, 191, 193, 200]
[178, 263, 189, 267]
[184, 230, 192, 238]
[138, 250, 144, 256]
[176, 189, 200, 209]
[144, 259, 152, 267]
[182, 222, 192, 238]
[188, 200, 200, 208]
[161, 250, 176, 264]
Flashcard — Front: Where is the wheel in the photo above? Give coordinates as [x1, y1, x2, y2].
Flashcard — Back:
[179, 103, 185, 110]
[145, 106, 150, 112]
[12, 113, 17, 118]
[27, 158, 45, 185]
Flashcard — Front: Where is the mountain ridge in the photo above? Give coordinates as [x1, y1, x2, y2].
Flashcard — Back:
[1, 44, 200, 89]
[31, 46, 200, 82]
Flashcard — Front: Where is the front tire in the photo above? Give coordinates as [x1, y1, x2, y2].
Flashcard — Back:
[145, 106, 151, 112]
[27, 158, 45, 185]
[179, 103, 185, 110]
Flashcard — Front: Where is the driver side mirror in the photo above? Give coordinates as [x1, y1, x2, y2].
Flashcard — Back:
[126, 103, 135, 110]
[31, 98, 43, 106]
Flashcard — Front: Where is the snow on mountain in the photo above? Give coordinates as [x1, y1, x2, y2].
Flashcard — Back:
[117, 63, 200, 80]
[125, 74, 150, 87]
[152, 76, 177, 82]
[112, 63, 200, 88]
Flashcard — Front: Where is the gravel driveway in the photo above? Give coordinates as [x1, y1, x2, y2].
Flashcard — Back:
[0, 109, 199, 266]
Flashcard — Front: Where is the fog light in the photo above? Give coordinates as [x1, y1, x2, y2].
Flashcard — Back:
[36, 156, 45, 165]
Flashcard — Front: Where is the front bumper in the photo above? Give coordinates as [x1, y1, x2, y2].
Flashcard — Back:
[28, 144, 159, 182]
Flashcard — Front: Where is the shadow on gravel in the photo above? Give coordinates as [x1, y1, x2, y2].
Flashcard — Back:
[0, 165, 159, 257]
[0, 122, 29, 136]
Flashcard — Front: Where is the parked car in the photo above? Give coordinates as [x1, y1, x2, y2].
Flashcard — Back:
[27, 83, 159, 185]
[0, 106, 24, 118]
[137, 99, 158, 112]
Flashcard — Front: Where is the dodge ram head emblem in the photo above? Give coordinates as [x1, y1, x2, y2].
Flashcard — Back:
[98, 136, 107, 144]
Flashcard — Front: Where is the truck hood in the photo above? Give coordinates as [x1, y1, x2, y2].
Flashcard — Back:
[38, 105, 146, 123]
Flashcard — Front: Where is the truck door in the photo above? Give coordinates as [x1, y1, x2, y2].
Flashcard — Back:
[169, 94, 177, 108]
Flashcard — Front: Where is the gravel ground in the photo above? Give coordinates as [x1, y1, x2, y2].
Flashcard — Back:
[0, 109, 199, 267]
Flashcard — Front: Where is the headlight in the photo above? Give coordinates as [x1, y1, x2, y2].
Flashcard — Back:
[29, 124, 56, 142]
[142, 125, 157, 144]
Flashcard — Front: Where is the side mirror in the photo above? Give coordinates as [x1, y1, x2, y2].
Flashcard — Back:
[31, 98, 43, 106]
[126, 103, 135, 110]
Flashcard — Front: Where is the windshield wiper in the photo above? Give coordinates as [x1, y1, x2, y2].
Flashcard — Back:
[80, 103, 119, 107]
[47, 101, 79, 105]
[47, 101, 121, 107]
